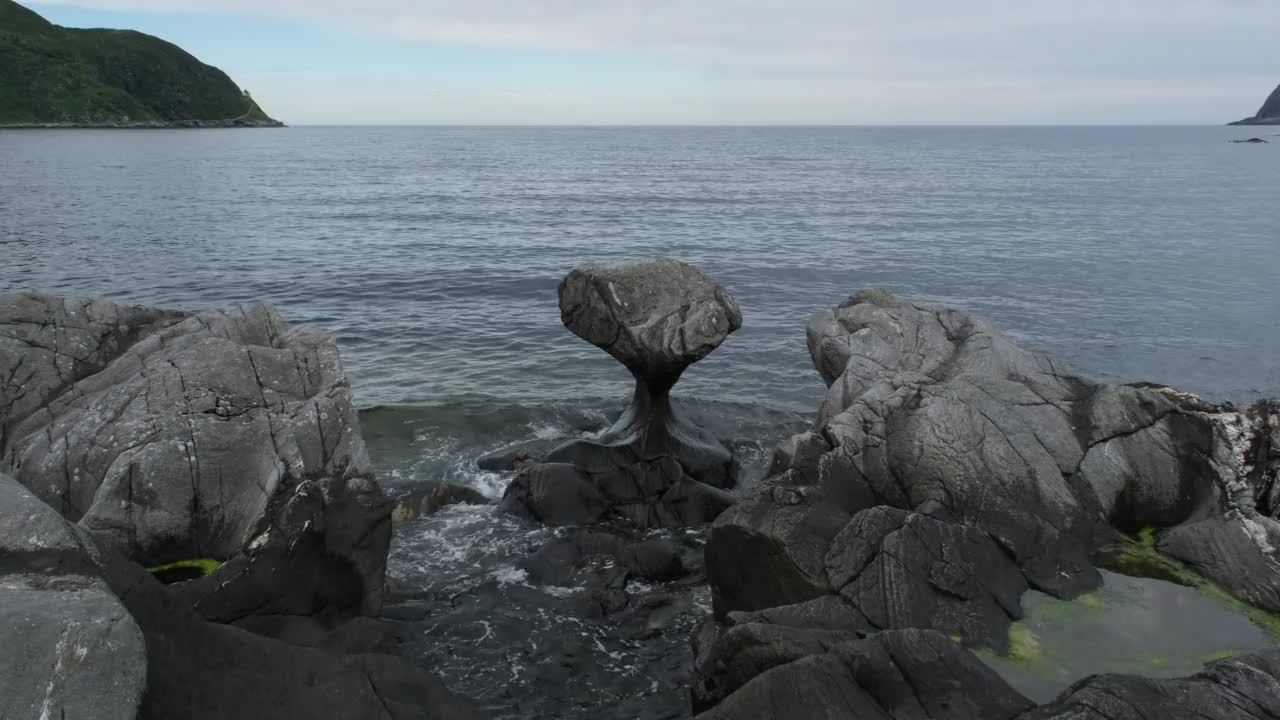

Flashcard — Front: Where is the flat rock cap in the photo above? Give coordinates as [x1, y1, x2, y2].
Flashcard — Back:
[559, 257, 742, 377]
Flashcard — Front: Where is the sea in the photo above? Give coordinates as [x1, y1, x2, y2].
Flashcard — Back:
[3, 126, 1279, 717]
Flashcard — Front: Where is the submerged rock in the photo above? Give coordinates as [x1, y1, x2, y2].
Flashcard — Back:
[392, 480, 490, 523]
[503, 258, 742, 528]
[0, 290, 391, 621]
[697, 289, 1280, 717]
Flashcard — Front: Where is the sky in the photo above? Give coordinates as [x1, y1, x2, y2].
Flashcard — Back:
[21, 0, 1280, 125]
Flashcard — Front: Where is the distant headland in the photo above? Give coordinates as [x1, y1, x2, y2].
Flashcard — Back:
[0, 0, 282, 128]
[1228, 83, 1280, 126]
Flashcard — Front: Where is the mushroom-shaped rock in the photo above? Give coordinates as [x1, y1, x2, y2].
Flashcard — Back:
[559, 257, 742, 385]
[504, 258, 742, 528]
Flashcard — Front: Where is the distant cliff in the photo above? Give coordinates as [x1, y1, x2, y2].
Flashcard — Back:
[0, 0, 281, 127]
[1229, 83, 1280, 126]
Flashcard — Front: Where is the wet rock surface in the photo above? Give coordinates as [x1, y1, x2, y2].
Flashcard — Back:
[503, 258, 743, 528]
[697, 289, 1280, 718]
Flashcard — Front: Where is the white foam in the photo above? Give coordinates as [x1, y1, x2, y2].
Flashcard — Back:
[493, 566, 529, 585]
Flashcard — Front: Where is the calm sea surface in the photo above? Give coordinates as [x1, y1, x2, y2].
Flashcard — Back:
[3, 126, 1278, 717]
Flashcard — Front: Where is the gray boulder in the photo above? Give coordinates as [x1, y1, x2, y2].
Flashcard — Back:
[503, 258, 742, 528]
[0, 290, 391, 621]
[0, 473, 147, 720]
[698, 290, 1280, 716]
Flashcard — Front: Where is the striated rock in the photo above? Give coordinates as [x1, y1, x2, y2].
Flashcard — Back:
[1019, 650, 1280, 719]
[0, 473, 147, 720]
[503, 258, 742, 528]
[697, 290, 1280, 717]
[0, 290, 391, 621]
[694, 629, 1033, 720]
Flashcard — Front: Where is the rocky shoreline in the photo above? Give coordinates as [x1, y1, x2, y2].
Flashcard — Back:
[3, 260, 1279, 719]
[0, 119, 286, 129]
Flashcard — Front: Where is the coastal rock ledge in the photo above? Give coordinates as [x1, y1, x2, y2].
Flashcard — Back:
[0, 290, 484, 719]
[695, 289, 1280, 719]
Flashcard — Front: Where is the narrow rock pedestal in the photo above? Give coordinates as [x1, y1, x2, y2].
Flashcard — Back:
[502, 257, 743, 528]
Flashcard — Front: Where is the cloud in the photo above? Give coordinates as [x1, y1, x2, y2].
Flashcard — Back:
[24, 0, 1280, 122]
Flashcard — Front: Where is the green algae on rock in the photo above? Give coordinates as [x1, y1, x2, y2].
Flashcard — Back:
[979, 569, 1274, 703]
[1099, 528, 1280, 641]
[147, 558, 223, 584]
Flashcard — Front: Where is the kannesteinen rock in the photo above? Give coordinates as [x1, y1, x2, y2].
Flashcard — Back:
[0, 290, 389, 621]
[501, 258, 742, 528]
[1229, 82, 1280, 125]
[695, 289, 1280, 718]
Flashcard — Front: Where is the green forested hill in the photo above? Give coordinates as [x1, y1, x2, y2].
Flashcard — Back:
[0, 0, 280, 126]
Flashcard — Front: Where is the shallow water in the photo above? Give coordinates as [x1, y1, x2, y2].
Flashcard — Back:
[982, 570, 1274, 703]
[3, 126, 1279, 716]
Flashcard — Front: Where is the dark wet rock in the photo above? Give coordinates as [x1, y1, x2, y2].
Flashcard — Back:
[393, 480, 491, 523]
[503, 258, 742, 529]
[231, 614, 404, 655]
[1019, 648, 1280, 719]
[500, 462, 609, 525]
[0, 472, 147, 720]
[477, 437, 563, 472]
[697, 290, 1280, 717]
[0, 290, 391, 621]
[694, 629, 1032, 720]
[691, 622, 864, 711]
[2, 470, 482, 719]
[520, 530, 694, 588]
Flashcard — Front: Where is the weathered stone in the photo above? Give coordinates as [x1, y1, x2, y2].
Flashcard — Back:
[0, 291, 391, 621]
[1018, 649, 1280, 719]
[559, 257, 741, 382]
[0, 473, 146, 720]
[695, 630, 1032, 720]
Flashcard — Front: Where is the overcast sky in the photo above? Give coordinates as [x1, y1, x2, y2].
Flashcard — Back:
[24, 0, 1280, 125]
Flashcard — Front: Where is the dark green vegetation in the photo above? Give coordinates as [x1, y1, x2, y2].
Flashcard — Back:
[0, 0, 280, 126]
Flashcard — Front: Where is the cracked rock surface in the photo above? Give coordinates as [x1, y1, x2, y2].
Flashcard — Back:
[0, 290, 391, 620]
[698, 289, 1280, 718]
[502, 258, 743, 528]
